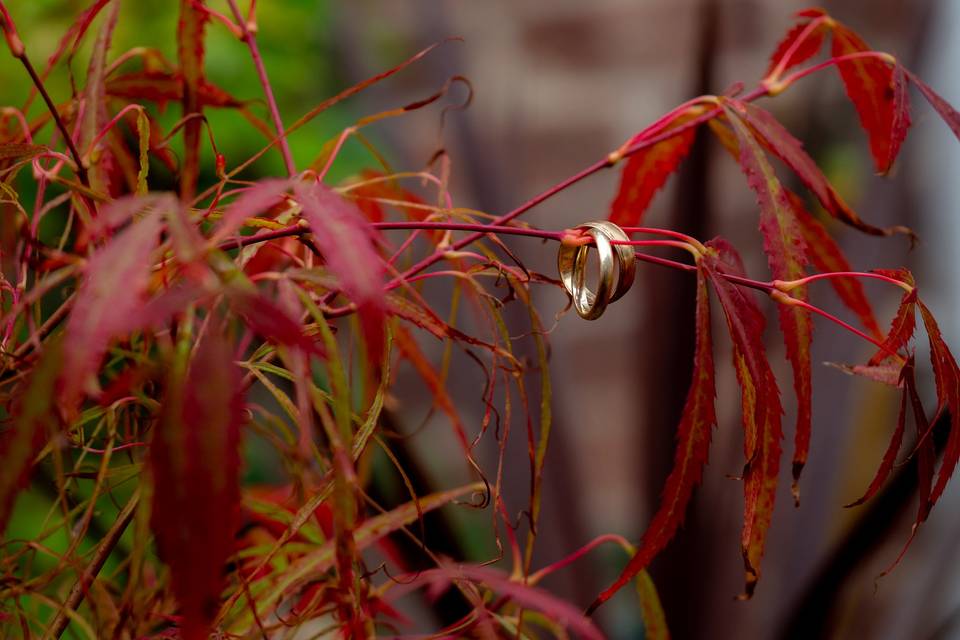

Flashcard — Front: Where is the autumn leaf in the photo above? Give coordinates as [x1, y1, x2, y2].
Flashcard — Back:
[917, 300, 960, 512]
[720, 99, 811, 502]
[868, 286, 917, 366]
[906, 69, 960, 144]
[211, 178, 293, 243]
[105, 70, 243, 110]
[734, 100, 902, 236]
[150, 326, 244, 640]
[702, 240, 783, 598]
[765, 9, 827, 78]
[791, 194, 883, 338]
[608, 113, 698, 226]
[588, 265, 715, 614]
[61, 209, 162, 409]
[296, 181, 386, 367]
[845, 359, 911, 507]
[831, 24, 902, 174]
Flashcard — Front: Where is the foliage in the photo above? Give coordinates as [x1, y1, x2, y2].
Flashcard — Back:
[0, 3, 958, 638]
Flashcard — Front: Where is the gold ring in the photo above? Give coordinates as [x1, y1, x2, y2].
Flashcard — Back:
[557, 221, 635, 320]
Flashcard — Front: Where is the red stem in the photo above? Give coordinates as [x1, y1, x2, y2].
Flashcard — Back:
[224, 0, 296, 177]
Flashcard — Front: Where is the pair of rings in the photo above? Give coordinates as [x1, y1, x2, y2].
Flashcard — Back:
[557, 221, 635, 320]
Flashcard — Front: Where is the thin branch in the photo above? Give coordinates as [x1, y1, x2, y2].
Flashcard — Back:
[45, 490, 140, 640]
[224, 0, 296, 176]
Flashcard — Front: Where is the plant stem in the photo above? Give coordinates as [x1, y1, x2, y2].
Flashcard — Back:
[45, 490, 140, 640]
[781, 270, 914, 293]
[224, 0, 296, 177]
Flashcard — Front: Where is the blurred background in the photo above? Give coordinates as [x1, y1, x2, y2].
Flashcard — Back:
[5, 1, 960, 638]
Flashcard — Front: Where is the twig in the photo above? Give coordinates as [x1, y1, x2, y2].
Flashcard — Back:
[45, 490, 140, 640]
[224, 0, 296, 177]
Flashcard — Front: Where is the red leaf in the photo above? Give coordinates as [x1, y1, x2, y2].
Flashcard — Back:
[61, 210, 162, 409]
[845, 360, 910, 507]
[348, 169, 427, 223]
[227, 288, 322, 356]
[917, 300, 960, 510]
[826, 361, 903, 387]
[0, 342, 60, 534]
[906, 70, 960, 143]
[589, 266, 716, 613]
[150, 327, 244, 640]
[79, 0, 120, 195]
[886, 64, 912, 172]
[720, 100, 811, 501]
[296, 182, 386, 367]
[790, 194, 883, 338]
[868, 287, 917, 366]
[106, 70, 242, 110]
[608, 116, 698, 227]
[211, 178, 293, 243]
[702, 240, 783, 598]
[831, 24, 900, 174]
[765, 14, 827, 77]
[735, 100, 901, 236]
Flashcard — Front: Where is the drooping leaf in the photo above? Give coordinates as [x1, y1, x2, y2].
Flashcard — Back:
[831, 24, 900, 174]
[734, 99, 902, 236]
[886, 64, 912, 173]
[589, 266, 715, 613]
[608, 114, 698, 226]
[765, 11, 827, 78]
[917, 300, 960, 511]
[791, 194, 883, 338]
[0, 143, 48, 162]
[720, 100, 811, 502]
[61, 210, 162, 409]
[150, 326, 244, 640]
[845, 360, 910, 507]
[177, 0, 209, 199]
[0, 341, 60, 535]
[702, 240, 783, 598]
[906, 70, 960, 145]
[868, 286, 917, 366]
[296, 181, 386, 367]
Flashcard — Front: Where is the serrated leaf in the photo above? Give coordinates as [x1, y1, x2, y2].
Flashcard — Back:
[765, 14, 827, 77]
[61, 210, 162, 409]
[80, 0, 120, 194]
[791, 194, 883, 338]
[831, 24, 900, 174]
[846, 361, 910, 507]
[906, 70, 960, 144]
[734, 100, 900, 236]
[826, 361, 902, 386]
[609, 115, 698, 226]
[589, 266, 715, 613]
[917, 300, 960, 511]
[868, 287, 917, 366]
[150, 327, 244, 640]
[0, 143, 48, 162]
[296, 181, 386, 368]
[702, 240, 782, 598]
[720, 100, 811, 500]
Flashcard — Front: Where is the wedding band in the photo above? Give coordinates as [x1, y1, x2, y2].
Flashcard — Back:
[577, 221, 635, 302]
[557, 221, 635, 320]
